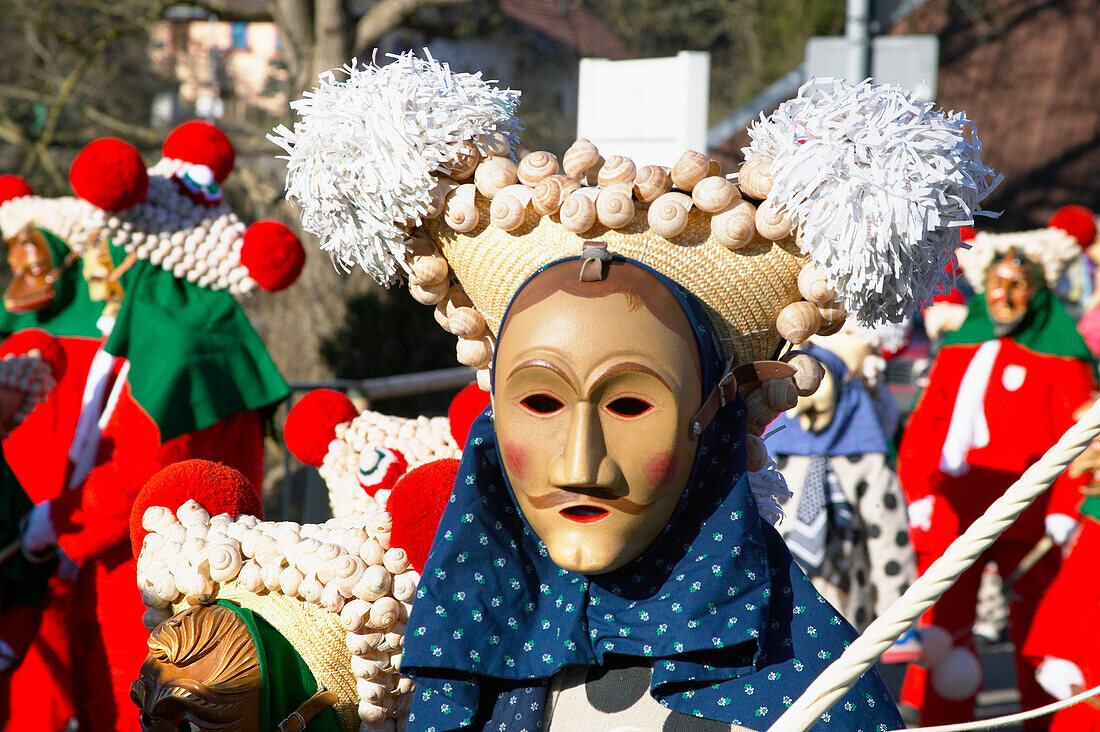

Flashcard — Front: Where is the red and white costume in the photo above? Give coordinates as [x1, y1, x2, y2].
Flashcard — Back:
[898, 338, 1096, 726]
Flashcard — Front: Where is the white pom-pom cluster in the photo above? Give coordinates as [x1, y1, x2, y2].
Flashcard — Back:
[745, 77, 1001, 325]
[89, 161, 257, 294]
[0, 196, 99, 251]
[136, 501, 417, 729]
[0, 352, 55, 436]
[269, 52, 520, 284]
[323, 410, 460, 517]
[955, 227, 1081, 293]
[748, 458, 793, 526]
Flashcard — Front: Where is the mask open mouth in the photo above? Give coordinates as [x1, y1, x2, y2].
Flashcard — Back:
[560, 505, 610, 524]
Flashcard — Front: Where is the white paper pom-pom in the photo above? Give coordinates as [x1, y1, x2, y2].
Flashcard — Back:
[269, 51, 521, 284]
[744, 77, 1001, 325]
[748, 458, 792, 526]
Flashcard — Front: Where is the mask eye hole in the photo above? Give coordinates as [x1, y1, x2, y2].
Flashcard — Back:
[521, 394, 564, 415]
[606, 397, 652, 417]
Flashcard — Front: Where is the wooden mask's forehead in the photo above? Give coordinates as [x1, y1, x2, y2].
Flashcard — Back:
[501, 259, 698, 350]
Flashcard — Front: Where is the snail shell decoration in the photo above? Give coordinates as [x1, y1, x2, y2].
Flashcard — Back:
[560, 191, 597, 234]
[136, 502, 419, 729]
[562, 138, 600, 181]
[738, 155, 774, 200]
[596, 187, 635, 229]
[517, 151, 559, 186]
[670, 150, 710, 192]
[633, 165, 672, 204]
[648, 192, 693, 239]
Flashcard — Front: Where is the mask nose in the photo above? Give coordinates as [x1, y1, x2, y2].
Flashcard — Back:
[548, 402, 622, 489]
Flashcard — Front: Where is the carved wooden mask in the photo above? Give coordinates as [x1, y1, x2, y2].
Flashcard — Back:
[3, 226, 57, 313]
[493, 261, 704, 574]
[131, 603, 262, 731]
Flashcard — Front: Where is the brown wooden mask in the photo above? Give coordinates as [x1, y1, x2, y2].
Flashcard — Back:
[130, 603, 262, 731]
[493, 260, 704, 574]
[4, 226, 59, 313]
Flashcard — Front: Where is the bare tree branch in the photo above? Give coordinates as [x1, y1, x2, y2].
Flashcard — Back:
[352, 0, 476, 55]
[165, 0, 274, 23]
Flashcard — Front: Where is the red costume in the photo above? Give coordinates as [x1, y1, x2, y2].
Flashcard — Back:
[2, 339, 273, 732]
[899, 327, 1096, 725]
[0, 127, 302, 731]
[1024, 516, 1100, 730]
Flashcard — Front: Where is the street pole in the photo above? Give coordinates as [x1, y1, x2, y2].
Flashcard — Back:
[846, 0, 872, 82]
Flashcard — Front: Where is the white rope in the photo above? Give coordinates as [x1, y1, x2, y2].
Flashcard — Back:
[767, 397, 1100, 732]
[893, 683, 1100, 732]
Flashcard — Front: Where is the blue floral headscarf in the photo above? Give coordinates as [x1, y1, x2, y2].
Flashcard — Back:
[403, 258, 902, 731]
[769, 345, 889, 457]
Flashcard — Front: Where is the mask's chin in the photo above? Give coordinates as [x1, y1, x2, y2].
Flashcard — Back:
[991, 311, 1025, 337]
[547, 533, 631, 575]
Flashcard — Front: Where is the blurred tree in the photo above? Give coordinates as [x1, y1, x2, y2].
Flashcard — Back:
[174, 0, 476, 96]
[319, 286, 462, 416]
[0, 0, 175, 192]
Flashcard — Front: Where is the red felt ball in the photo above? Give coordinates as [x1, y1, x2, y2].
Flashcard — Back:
[240, 220, 305, 291]
[162, 120, 236, 183]
[959, 225, 977, 242]
[1049, 205, 1097, 249]
[70, 138, 148, 211]
[0, 175, 33, 205]
[931, 287, 966, 306]
[388, 458, 460, 573]
[0, 328, 66, 381]
[284, 389, 358, 466]
[447, 382, 491, 448]
[130, 459, 262, 558]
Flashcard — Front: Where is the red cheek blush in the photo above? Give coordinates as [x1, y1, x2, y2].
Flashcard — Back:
[502, 443, 530, 479]
[644, 452, 679, 486]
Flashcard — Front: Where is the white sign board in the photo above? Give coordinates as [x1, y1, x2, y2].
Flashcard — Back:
[805, 35, 939, 102]
[577, 51, 709, 167]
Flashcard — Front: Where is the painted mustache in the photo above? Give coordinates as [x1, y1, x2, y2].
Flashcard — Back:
[526, 489, 652, 515]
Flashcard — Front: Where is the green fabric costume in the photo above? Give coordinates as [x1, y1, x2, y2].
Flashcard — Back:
[0, 228, 104, 339]
[100, 241, 289, 442]
[942, 288, 1095, 364]
[217, 600, 342, 732]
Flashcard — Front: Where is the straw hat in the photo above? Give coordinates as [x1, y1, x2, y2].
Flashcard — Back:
[272, 55, 997, 392]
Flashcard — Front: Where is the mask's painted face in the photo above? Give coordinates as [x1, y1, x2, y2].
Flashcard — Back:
[493, 264, 703, 574]
[4, 227, 56, 313]
[986, 256, 1039, 326]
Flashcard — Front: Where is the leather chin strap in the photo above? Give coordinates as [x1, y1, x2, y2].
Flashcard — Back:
[689, 360, 796, 439]
[275, 689, 339, 732]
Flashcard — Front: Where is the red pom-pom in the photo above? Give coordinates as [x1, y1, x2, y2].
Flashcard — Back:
[388, 458, 459, 573]
[162, 121, 235, 183]
[931, 287, 966, 306]
[959, 225, 977, 242]
[240, 221, 305, 291]
[130, 459, 262, 558]
[69, 138, 148, 211]
[1049, 205, 1097, 249]
[447, 383, 490, 448]
[284, 389, 358, 466]
[0, 329, 66, 381]
[0, 175, 33, 205]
